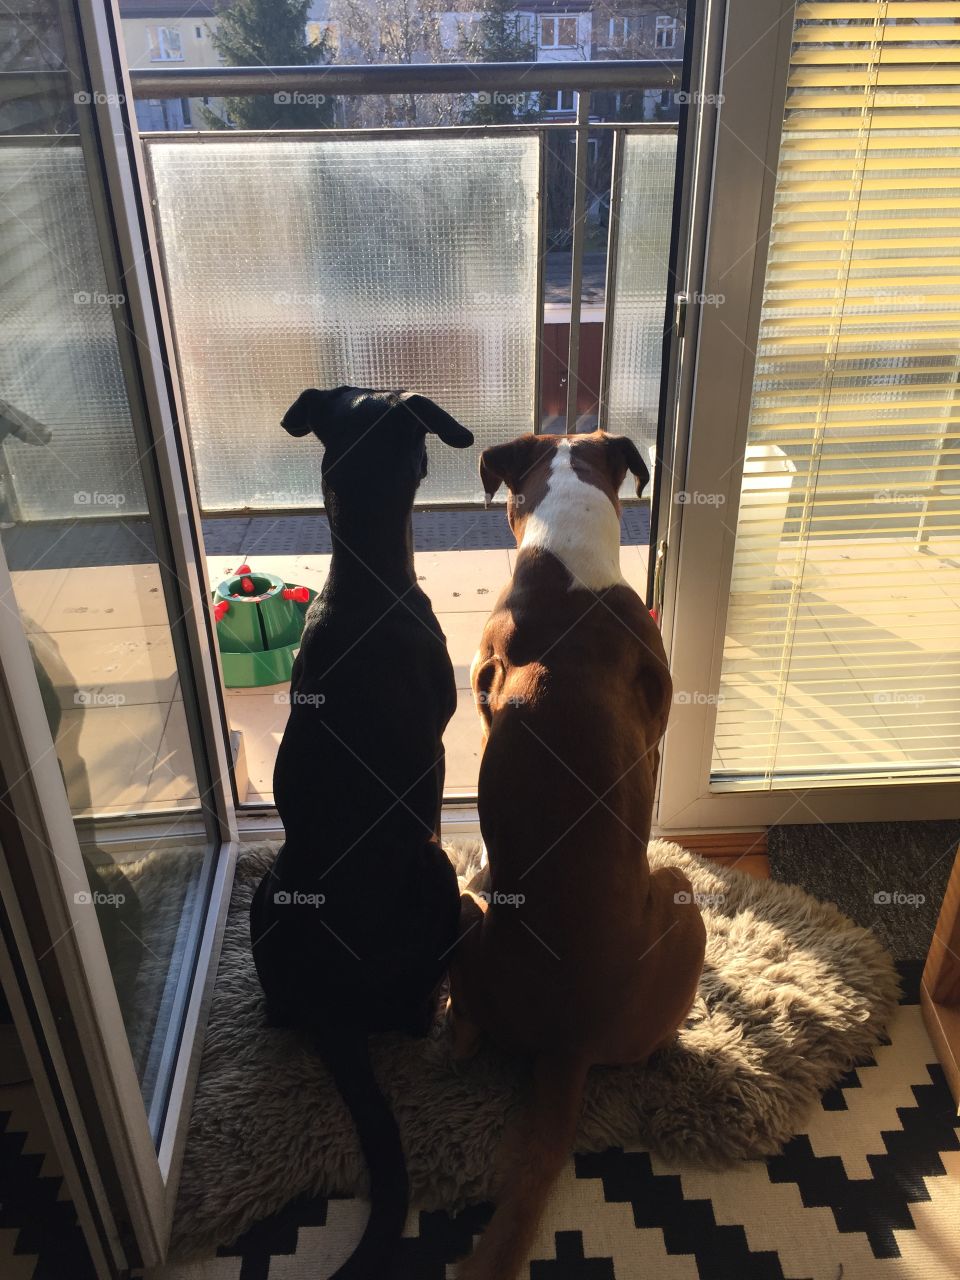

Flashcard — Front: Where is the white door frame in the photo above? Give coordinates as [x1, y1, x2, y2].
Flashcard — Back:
[655, 0, 960, 831]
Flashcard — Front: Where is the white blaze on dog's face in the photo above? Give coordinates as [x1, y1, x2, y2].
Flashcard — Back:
[479, 432, 650, 591]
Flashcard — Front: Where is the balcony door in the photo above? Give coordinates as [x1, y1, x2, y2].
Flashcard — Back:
[0, 0, 237, 1271]
[657, 0, 960, 828]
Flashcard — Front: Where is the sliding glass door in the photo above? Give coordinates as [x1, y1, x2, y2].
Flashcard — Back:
[659, 0, 960, 827]
[0, 0, 237, 1270]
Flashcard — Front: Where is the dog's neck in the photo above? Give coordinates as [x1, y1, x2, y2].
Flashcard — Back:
[518, 441, 624, 591]
[326, 496, 416, 594]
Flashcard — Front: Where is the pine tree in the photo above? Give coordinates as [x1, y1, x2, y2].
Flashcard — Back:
[459, 0, 542, 124]
[204, 0, 334, 129]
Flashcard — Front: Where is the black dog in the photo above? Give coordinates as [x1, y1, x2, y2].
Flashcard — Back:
[250, 387, 473, 1279]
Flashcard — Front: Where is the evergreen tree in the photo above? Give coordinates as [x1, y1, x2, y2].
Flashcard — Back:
[460, 0, 542, 124]
[204, 0, 334, 129]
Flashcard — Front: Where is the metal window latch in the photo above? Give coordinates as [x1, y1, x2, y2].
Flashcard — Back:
[652, 538, 668, 623]
[674, 291, 689, 340]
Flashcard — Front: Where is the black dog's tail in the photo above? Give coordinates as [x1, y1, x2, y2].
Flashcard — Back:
[318, 1031, 409, 1279]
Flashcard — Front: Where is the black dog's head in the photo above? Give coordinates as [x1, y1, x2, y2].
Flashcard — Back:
[281, 387, 473, 509]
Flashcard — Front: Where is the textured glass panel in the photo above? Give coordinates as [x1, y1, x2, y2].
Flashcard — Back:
[604, 132, 677, 467]
[0, 144, 146, 519]
[147, 136, 539, 508]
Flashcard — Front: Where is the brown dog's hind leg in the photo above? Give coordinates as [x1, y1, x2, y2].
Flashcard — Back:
[447, 892, 486, 1060]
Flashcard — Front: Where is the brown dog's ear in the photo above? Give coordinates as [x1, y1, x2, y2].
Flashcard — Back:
[281, 387, 350, 441]
[400, 393, 474, 448]
[607, 435, 650, 498]
[479, 436, 548, 502]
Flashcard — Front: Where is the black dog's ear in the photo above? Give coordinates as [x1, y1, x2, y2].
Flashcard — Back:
[479, 435, 549, 502]
[281, 388, 349, 441]
[607, 435, 650, 498]
[400, 393, 474, 449]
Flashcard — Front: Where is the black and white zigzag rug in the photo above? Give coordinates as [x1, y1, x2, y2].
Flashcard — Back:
[2, 963, 957, 1279]
[141, 962, 959, 1280]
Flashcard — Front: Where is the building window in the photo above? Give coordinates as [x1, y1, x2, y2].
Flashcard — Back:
[655, 15, 678, 49]
[195, 25, 202, 39]
[180, 96, 192, 126]
[608, 16, 631, 44]
[147, 26, 184, 62]
[545, 89, 576, 113]
[540, 15, 579, 49]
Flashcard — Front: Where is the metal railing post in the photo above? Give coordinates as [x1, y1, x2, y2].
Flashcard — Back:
[598, 126, 624, 432]
[533, 128, 547, 434]
[565, 89, 590, 434]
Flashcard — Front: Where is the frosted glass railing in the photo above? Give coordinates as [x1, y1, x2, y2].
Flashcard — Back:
[0, 144, 147, 519]
[146, 136, 540, 509]
[604, 131, 677, 471]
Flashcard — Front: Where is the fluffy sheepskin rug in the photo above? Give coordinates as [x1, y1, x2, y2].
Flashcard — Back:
[168, 839, 899, 1258]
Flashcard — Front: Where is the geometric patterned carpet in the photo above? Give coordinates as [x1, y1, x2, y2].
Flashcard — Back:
[146, 963, 960, 1280]
[2, 963, 958, 1279]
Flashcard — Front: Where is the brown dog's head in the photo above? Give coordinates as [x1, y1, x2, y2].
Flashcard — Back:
[478, 431, 649, 541]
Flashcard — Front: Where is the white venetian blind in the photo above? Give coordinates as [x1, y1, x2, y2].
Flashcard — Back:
[712, 0, 960, 787]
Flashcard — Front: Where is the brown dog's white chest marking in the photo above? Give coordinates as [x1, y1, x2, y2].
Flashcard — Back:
[520, 439, 625, 591]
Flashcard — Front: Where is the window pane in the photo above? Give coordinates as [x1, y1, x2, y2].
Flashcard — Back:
[604, 132, 677, 475]
[147, 135, 540, 507]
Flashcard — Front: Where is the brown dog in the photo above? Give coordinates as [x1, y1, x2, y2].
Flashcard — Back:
[449, 431, 706, 1280]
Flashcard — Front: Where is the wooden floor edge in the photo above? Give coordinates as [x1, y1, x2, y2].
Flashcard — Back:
[660, 830, 769, 857]
[920, 982, 960, 1111]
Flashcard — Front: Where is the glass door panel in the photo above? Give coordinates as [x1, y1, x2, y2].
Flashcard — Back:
[0, 0, 217, 1138]
[711, 2, 960, 791]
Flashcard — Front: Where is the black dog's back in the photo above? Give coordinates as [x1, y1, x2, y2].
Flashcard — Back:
[249, 386, 472, 1279]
